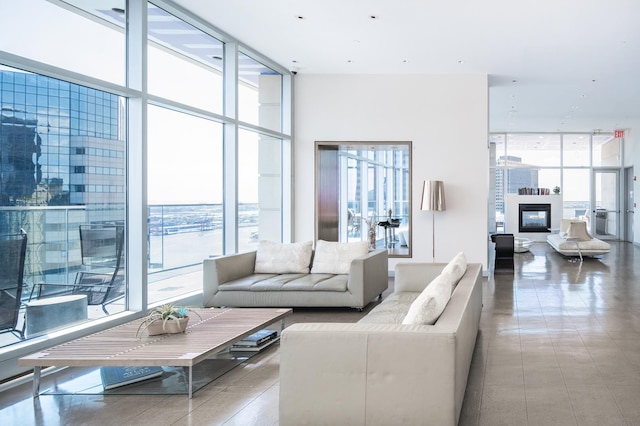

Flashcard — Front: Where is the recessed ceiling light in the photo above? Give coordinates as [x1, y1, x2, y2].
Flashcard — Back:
[112, 7, 125, 14]
[512, 79, 518, 83]
[592, 79, 597, 82]
[402, 59, 409, 63]
[347, 60, 352, 63]
[292, 60, 298, 63]
[457, 60, 464, 64]
[370, 15, 378, 19]
[210, 55, 222, 60]
[296, 15, 304, 20]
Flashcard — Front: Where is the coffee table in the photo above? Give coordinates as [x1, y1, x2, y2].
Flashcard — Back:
[19, 307, 292, 399]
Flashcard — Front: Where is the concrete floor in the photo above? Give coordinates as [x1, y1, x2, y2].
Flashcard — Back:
[1, 241, 639, 425]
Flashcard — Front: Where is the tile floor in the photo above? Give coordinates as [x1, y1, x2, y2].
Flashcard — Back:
[1, 241, 639, 425]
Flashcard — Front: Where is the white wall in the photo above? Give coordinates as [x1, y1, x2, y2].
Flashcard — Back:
[293, 74, 489, 271]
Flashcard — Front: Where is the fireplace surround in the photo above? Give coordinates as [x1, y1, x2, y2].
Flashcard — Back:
[519, 203, 551, 233]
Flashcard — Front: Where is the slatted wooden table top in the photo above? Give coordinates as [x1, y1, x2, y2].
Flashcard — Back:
[19, 308, 292, 368]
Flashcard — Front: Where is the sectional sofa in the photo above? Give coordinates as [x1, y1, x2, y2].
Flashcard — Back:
[280, 253, 483, 426]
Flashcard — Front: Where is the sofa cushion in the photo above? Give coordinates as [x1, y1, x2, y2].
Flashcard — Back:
[401, 273, 453, 325]
[254, 241, 313, 274]
[311, 240, 369, 275]
[218, 273, 349, 292]
[441, 251, 467, 285]
[358, 292, 418, 324]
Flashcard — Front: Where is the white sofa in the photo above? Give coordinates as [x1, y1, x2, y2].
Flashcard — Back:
[547, 219, 611, 257]
[279, 255, 483, 426]
[202, 241, 389, 309]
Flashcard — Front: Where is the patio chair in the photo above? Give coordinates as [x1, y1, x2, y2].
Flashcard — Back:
[0, 230, 28, 338]
[36, 225, 125, 314]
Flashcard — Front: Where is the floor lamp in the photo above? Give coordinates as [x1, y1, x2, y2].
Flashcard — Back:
[421, 180, 446, 262]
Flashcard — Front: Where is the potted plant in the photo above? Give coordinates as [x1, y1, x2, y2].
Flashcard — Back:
[136, 303, 202, 338]
[553, 186, 560, 195]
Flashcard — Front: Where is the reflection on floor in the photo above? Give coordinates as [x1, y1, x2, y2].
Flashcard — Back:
[2, 241, 640, 425]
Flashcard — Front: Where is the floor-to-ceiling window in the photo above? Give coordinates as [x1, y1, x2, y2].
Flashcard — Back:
[491, 132, 622, 237]
[0, 0, 292, 361]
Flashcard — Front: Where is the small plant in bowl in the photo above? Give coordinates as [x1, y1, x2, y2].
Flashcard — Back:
[136, 303, 202, 338]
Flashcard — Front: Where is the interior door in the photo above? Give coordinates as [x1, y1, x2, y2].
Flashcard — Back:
[592, 169, 620, 240]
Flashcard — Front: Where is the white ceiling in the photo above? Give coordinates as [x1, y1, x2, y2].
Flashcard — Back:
[172, 0, 640, 134]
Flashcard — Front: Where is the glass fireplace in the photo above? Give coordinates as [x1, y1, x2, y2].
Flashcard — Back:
[519, 203, 551, 233]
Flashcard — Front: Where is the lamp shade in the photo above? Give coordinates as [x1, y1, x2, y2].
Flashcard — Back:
[421, 180, 446, 211]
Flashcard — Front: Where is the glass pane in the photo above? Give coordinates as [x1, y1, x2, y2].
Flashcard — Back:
[148, 3, 223, 114]
[593, 135, 620, 167]
[594, 171, 618, 237]
[238, 130, 282, 252]
[0, 66, 126, 347]
[562, 134, 590, 167]
[238, 53, 282, 132]
[506, 168, 559, 196]
[0, 0, 126, 85]
[506, 134, 561, 167]
[490, 134, 506, 167]
[562, 169, 590, 219]
[329, 143, 410, 257]
[147, 105, 222, 303]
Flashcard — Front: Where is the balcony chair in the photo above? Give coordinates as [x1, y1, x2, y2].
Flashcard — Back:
[0, 230, 28, 339]
[36, 225, 125, 315]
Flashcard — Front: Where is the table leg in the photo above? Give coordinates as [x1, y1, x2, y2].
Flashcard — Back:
[32, 366, 41, 398]
[188, 366, 193, 399]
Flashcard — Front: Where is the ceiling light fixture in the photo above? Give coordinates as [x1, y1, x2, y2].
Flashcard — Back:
[296, 15, 304, 20]
[370, 15, 378, 19]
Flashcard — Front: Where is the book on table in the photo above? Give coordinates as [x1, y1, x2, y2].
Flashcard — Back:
[100, 366, 164, 390]
[232, 329, 278, 348]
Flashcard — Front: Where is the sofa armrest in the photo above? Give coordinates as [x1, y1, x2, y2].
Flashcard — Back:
[202, 251, 257, 307]
[280, 323, 457, 426]
[348, 249, 388, 307]
[394, 262, 446, 293]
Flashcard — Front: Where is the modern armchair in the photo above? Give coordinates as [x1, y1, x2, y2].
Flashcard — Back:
[0, 230, 28, 338]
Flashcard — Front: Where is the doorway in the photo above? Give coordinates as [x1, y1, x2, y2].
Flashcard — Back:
[592, 169, 620, 240]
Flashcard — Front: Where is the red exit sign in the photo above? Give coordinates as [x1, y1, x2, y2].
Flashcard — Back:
[614, 130, 625, 138]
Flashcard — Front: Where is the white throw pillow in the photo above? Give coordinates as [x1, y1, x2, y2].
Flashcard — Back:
[310, 240, 369, 275]
[402, 273, 453, 325]
[441, 251, 467, 284]
[254, 241, 313, 274]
